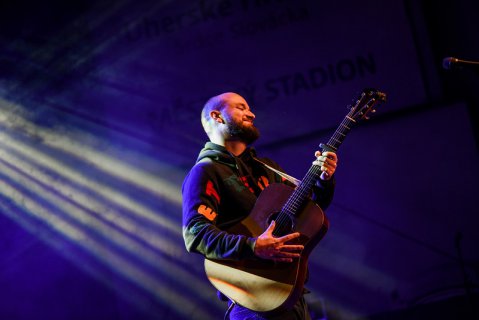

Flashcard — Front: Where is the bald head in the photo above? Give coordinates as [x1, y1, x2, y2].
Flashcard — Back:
[200, 92, 259, 145]
[201, 92, 243, 136]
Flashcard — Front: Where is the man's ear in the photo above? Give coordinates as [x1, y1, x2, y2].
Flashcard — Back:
[210, 110, 224, 124]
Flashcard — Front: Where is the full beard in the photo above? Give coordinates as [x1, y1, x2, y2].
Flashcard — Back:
[226, 122, 260, 145]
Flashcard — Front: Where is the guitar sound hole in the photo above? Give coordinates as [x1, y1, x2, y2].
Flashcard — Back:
[268, 212, 295, 237]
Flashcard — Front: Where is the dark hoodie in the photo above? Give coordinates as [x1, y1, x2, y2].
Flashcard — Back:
[182, 142, 335, 261]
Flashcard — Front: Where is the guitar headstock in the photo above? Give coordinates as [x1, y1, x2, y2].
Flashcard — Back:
[320, 88, 387, 153]
[349, 88, 387, 121]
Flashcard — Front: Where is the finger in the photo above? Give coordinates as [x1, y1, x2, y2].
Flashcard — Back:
[314, 157, 337, 168]
[320, 157, 337, 167]
[279, 244, 304, 252]
[274, 251, 301, 258]
[313, 157, 328, 166]
[273, 257, 294, 263]
[277, 232, 301, 243]
[316, 151, 338, 160]
[323, 151, 338, 162]
[320, 161, 336, 172]
[265, 220, 276, 234]
[320, 163, 330, 174]
[262, 249, 302, 262]
[271, 251, 301, 262]
[315, 155, 327, 162]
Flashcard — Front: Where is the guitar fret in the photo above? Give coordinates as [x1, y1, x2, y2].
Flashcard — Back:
[346, 115, 357, 122]
[331, 137, 342, 144]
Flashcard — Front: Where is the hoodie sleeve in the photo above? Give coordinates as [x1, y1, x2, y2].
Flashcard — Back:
[312, 176, 336, 210]
[182, 163, 256, 260]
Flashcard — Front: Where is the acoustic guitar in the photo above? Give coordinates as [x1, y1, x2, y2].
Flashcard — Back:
[205, 89, 387, 313]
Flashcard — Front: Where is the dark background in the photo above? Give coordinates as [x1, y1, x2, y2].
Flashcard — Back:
[0, 0, 478, 319]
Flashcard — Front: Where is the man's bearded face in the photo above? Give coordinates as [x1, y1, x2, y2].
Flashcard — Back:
[215, 93, 260, 145]
[225, 117, 260, 145]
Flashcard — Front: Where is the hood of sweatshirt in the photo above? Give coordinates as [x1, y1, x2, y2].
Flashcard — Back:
[196, 142, 257, 167]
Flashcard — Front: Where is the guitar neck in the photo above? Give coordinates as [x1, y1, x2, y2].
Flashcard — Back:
[320, 110, 357, 152]
[272, 89, 386, 237]
[272, 114, 355, 236]
[292, 112, 355, 202]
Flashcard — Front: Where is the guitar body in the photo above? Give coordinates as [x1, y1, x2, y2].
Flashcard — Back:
[204, 183, 329, 313]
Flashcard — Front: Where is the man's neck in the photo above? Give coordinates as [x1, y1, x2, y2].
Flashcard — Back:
[209, 133, 248, 156]
[210, 137, 247, 156]
[224, 140, 248, 156]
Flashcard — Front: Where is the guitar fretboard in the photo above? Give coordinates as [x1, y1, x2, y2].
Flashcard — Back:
[272, 89, 386, 237]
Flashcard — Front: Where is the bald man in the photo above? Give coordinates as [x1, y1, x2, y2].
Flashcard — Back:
[182, 92, 338, 319]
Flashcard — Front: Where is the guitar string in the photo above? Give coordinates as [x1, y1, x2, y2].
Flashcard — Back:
[275, 165, 321, 234]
